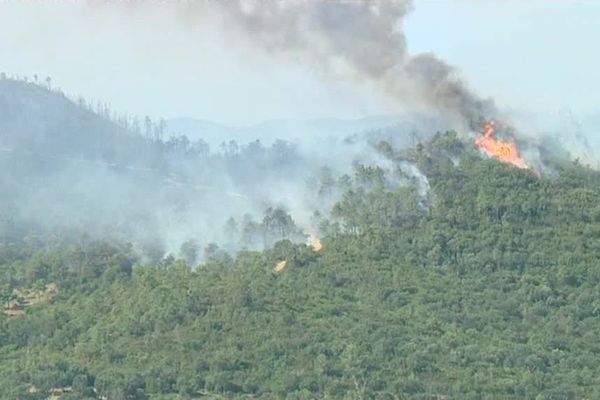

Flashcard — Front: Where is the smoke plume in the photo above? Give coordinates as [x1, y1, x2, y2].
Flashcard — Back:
[207, 0, 495, 130]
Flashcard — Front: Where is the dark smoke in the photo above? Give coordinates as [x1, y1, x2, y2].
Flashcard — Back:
[209, 0, 495, 130]
[404, 54, 495, 130]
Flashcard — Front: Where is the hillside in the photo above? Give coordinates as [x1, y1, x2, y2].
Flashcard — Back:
[0, 78, 147, 163]
[0, 79, 179, 246]
[1, 130, 599, 399]
[164, 114, 444, 148]
[0, 79, 361, 253]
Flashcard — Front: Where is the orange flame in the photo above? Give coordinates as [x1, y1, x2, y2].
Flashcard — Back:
[274, 260, 288, 274]
[307, 234, 322, 252]
[475, 121, 528, 169]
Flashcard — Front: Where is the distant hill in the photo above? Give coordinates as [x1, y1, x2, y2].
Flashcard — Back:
[165, 114, 445, 148]
[0, 78, 148, 164]
[0, 78, 442, 165]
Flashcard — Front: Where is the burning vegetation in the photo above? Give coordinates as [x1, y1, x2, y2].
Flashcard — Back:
[273, 260, 288, 274]
[307, 234, 323, 252]
[475, 121, 529, 170]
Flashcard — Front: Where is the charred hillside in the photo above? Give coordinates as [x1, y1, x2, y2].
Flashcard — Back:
[2, 129, 600, 399]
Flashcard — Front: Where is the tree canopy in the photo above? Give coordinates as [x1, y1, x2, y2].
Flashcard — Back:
[2, 131, 600, 399]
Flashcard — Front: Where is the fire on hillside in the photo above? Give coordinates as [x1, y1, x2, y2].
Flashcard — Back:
[475, 121, 529, 170]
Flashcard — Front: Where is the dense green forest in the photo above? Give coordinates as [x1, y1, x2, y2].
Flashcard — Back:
[2, 129, 600, 399]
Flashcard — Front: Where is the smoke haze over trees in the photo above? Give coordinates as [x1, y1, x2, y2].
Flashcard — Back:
[0, 76, 443, 261]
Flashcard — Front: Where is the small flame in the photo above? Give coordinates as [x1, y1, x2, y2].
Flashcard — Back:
[475, 121, 528, 169]
[307, 234, 322, 252]
[274, 260, 288, 273]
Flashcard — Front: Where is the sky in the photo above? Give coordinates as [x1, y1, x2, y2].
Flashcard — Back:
[0, 1, 598, 126]
[405, 0, 600, 118]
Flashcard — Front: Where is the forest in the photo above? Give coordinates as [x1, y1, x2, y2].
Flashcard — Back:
[2, 92, 600, 400]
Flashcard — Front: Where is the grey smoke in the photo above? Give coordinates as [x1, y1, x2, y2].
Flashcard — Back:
[404, 54, 495, 130]
[208, 0, 495, 130]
